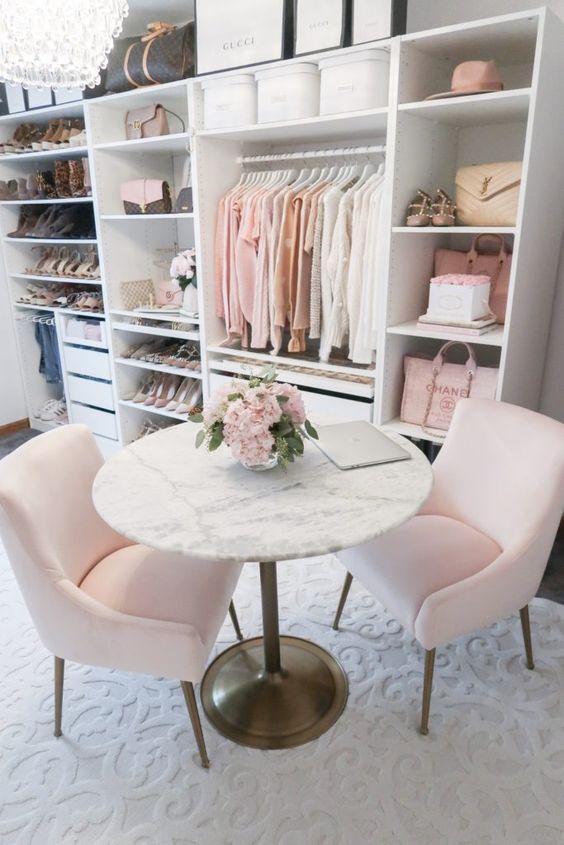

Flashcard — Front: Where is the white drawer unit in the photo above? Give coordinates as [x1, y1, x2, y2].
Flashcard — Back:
[300, 388, 373, 421]
[70, 403, 118, 440]
[67, 375, 115, 412]
[63, 346, 112, 381]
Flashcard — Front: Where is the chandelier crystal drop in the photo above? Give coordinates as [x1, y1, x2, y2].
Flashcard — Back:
[0, 0, 129, 90]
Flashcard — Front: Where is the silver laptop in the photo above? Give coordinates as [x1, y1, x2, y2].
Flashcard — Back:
[310, 421, 411, 470]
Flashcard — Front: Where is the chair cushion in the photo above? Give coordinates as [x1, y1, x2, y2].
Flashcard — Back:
[80, 544, 243, 654]
[337, 514, 501, 639]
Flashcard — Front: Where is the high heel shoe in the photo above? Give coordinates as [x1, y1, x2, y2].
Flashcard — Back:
[143, 374, 166, 406]
[165, 377, 193, 412]
[406, 189, 432, 226]
[176, 380, 202, 415]
[25, 246, 54, 275]
[155, 375, 181, 408]
[24, 204, 59, 237]
[431, 188, 456, 226]
[132, 374, 157, 403]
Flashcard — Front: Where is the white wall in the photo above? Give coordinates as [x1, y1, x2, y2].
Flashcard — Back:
[407, 1, 564, 422]
[0, 264, 26, 426]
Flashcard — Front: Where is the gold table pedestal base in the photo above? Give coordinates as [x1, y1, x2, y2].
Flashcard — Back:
[201, 635, 349, 749]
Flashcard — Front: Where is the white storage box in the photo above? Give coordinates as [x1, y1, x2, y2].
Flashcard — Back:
[256, 63, 319, 123]
[201, 74, 257, 129]
[427, 276, 491, 321]
[319, 48, 389, 114]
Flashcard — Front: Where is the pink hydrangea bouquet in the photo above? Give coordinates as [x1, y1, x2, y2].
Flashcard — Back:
[190, 368, 318, 469]
[170, 247, 197, 291]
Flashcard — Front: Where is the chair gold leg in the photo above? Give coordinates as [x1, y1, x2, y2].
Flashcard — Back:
[332, 572, 353, 630]
[520, 605, 535, 670]
[228, 600, 243, 641]
[420, 648, 436, 736]
[180, 681, 210, 768]
[54, 656, 64, 738]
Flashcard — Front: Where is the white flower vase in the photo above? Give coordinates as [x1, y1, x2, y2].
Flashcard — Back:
[182, 284, 199, 315]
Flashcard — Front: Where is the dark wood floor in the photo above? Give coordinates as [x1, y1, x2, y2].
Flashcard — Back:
[1, 428, 563, 604]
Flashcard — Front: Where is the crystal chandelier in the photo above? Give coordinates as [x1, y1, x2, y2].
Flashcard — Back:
[0, 0, 129, 90]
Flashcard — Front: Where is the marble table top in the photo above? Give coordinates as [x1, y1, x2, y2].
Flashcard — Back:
[93, 423, 432, 564]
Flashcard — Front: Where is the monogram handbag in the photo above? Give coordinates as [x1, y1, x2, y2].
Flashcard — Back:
[401, 341, 499, 435]
[125, 104, 186, 140]
[155, 280, 183, 307]
[106, 21, 195, 94]
[120, 279, 155, 310]
[434, 234, 512, 323]
[455, 161, 522, 226]
[120, 179, 172, 215]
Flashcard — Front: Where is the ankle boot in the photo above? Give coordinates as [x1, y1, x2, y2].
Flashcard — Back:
[69, 159, 85, 197]
[54, 160, 71, 198]
[36, 170, 57, 199]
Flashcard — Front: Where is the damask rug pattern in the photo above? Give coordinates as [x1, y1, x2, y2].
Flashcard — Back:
[1, 547, 564, 845]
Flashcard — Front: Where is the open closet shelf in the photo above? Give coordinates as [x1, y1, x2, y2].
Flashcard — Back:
[4, 237, 97, 245]
[384, 419, 444, 445]
[94, 132, 191, 154]
[11, 274, 101, 284]
[112, 322, 200, 341]
[398, 88, 531, 125]
[392, 226, 517, 234]
[110, 309, 199, 324]
[387, 321, 506, 346]
[100, 213, 193, 220]
[115, 357, 203, 379]
[118, 399, 192, 423]
[0, 145, 88, 162]
[206, 345, 376, 380]
[29, 416, 61, 433]
[0, 101, 84, 125]
[14, 303, 105, 319]
[197, 107, 388, 143]
[0, 197, 93, 206]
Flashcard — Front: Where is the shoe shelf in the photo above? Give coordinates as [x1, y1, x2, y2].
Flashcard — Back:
[13, 302, 105, 319]
[115, 357, 203, 379]
[0, 145, 89, 162]
[386, 320, 506, 347]
[94, 132, 191, 155]
[0, 197, 93, 206]
[11, 273, 101, 284]
[209, 357, 375, 400]
[206, 345, 376, 380]
[118, 398, 193, 423]
[398, 88, 531, 126]
[392, 226, 517, 234]
[110, 308, 199, 324]
[4, 237, 97, 245]
[0, 101, 84, 126]
[112, 321, 200, 341]
[99, 213, 194, 221]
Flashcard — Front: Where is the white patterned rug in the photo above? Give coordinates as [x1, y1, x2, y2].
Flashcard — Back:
[1, 546, 564, 845]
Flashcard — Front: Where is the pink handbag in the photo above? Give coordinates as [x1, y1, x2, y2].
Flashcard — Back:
[401, 341, 499, 435]
[120, 179, 172, 214]
[434, 234, 512, 323]
[155, 279, 183, 307]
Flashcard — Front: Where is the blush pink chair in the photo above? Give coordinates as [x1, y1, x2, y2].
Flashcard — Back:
[0, 425, 244, 768]
[332, 399, 564, 735]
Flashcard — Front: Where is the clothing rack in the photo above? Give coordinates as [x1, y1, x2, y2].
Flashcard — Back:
[16, 312, 55, 326]
[236, 144, 386, 165]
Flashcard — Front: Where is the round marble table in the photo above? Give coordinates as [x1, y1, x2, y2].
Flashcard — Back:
[93, 423, 432, 750]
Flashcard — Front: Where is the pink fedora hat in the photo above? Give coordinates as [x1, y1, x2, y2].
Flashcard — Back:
[426, 60, 504, 100]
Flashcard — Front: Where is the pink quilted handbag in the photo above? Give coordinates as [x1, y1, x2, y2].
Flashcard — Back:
[434, 234, 512, 323]
[401, 341, 499, 435]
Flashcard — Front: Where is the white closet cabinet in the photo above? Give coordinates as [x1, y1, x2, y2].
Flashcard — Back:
[0, 8, 562, 448]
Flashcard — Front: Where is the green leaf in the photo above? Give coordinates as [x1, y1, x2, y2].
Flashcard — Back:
[227, 392, 242, 401]
[304, 419, 319, 440]
[208, 431, 223, 452]
[195, 430, 205, 448]
[277, 422, 293, 437]
[276, 394, 289, 405]
[189, 412, 203, 423]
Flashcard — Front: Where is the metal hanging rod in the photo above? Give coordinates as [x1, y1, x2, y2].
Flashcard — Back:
[16, 312, 55, 325]
[236, 144, 386, 165]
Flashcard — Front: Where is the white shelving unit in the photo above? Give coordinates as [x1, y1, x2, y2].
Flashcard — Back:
[1, 7, 563, 449]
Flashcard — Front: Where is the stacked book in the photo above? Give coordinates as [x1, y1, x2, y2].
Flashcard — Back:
[417, 313, 498, 336]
